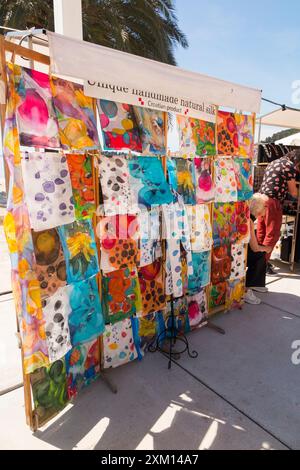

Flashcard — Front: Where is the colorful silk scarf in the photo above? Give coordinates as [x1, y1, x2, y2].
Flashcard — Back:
[21, 152, 75, 231]
[133, 107, 165, 154]
[13, 64, 60, 148]
[211, 244, 232, 285]
[234, 158, 253, 201]
[102, 267, 142, 324]
[194, 157, 214, 204]
[188, 251, 211, 293]
[51, 76, 99, 150]
[217, 111, 238, 155]
[68, 277, 105, 346]
[214, 157, 238, 203]
[66, 153, 96, 219]
[32, 228, 67, 298]
[97, 99, 142, 152]
[103, 318, 139, 368]
[138, 259, 166, 316]
[128, 156, 172, 209]
[187, 290, 208, 329]
[66, 338, 100, 399]
[98, 155, 134, 216]
[212, 202, 236, 246]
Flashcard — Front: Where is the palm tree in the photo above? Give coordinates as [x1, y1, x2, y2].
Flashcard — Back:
[0, 0, 188, 65]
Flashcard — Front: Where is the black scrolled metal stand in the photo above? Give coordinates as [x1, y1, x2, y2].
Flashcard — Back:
[148, 295, 198, 369]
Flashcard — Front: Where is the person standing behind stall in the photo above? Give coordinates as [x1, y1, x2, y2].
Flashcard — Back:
[258, 150, 300, 274]
[244, 193, 272, 305]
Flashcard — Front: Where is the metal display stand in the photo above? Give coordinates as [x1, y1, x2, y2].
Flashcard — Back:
[148, 295, 198, 370]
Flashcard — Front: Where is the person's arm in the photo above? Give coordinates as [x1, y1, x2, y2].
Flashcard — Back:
[287, 179, 299, 199]
[249, 220, 272, 253]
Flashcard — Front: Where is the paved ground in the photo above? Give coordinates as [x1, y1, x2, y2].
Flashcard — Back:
[0, 259, 299, 450]
[0, 217, 299, 450]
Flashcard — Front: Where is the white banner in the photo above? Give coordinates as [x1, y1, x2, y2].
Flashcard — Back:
[84, 79, 216, 121]
[48, 31, 262, 114]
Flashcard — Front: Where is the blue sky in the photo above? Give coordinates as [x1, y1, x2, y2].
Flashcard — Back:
[167, 0, 300, 149]
[1, 1, 300, 176]
[174, 0, 300, 115]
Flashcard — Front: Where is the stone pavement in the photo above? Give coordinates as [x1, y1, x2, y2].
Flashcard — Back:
[0, 261, 299, 450]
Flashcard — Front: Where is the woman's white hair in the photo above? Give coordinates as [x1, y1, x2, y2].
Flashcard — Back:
[249, 193, 268, 217]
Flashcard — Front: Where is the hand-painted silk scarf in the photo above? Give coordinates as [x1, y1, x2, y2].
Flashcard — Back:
[226, 278, 245, 310]
[194, 157, 214, 204]
[66, 153, 96, 219]
[168, 158, 196, 205]
[31, 359, 68, 424]
[217, 111, 238, 155]
[235, 201, 250, 244]
[230, 243, 246, 280]
[177, 115, 196, 158]
[102, 267, 142, 324]
[187, 204, 212, 252]
[21, 152, 75, 231]
[190, 118, 216, 157]
[235, 113, 254, 158]
[97, 99, 142, 152]
[138, 208, 162, 267]
[214, 157, 238, 202]
[66, 338, 100, 399]
[211, 244, 232, 285]
[103, 318, 138, 368]
[138, 259, 166, 316]
[164, 297, 191, 335]
[188, 251, 211, 293]
[32, 228, 67, 298]
[133, 107, 165, 154]
[99, 215, 140, 273]
[4, 69, 50, 374]
[98, 155, 134, 216]
[187, 290, 208, 329]
[58, 219, 99, 283]
[51, 76, 99, 150]
[42, 285, 72, 362]
[68, 277, 105, 346]
[13, 64, 60, 148]
[234, 157, 253, 201]
[212, 202, 236, 246]
[162, 199, 193, 297]
[128, 156, 172, 209]
[208, 282, 227, 311]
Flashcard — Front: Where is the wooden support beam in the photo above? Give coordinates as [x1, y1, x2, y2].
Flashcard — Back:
[3, 38, 50, 65]
[0, 36, 9, 194]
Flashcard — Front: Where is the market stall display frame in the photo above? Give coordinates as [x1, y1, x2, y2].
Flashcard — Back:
[0, 32, 260, 431]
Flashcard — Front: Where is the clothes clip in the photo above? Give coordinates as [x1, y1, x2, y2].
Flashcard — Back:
[93, 153, 101, 170]
[24, 151, 29, 161]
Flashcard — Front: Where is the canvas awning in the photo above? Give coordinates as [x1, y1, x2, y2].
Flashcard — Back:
[47, 31, 261, 114]
[258, 107, 300, 129]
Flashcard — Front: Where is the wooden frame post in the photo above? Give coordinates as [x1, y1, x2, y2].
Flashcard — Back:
[0, 35, 9, 193]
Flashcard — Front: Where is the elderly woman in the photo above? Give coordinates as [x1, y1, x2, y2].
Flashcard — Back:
[244, 193, 273, 305]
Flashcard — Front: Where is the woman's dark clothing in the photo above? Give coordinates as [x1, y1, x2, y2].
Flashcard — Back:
[260, 156, 297, 202]
[246, 247, 266, 287]
[246, 214, 267, 288]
